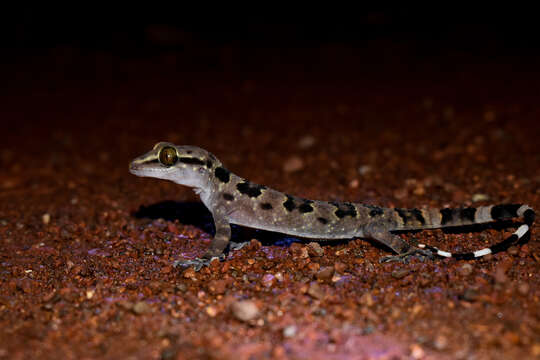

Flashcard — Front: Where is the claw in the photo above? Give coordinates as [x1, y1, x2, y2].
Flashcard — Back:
[379, 247, 434, 264]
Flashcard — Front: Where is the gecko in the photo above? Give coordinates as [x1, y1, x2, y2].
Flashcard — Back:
[129, 142, 535, 270]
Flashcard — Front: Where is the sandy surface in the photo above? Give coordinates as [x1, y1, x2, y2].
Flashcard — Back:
[1, 20, 540, 359]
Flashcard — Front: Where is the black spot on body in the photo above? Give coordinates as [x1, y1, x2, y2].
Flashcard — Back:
[214, 167, 230, 183]
[236, 181, 266, 198]
[410, 208, 425, 225]
[223, 193, 234, 201]
[491, 204, 521, 220]
[365, 204, 384, 217]
[460, 207, 476, 222]
[179, 157, 205, 166]
[440, 208, 453, 225]
[317, 217, 329, 224]
[206, 160, 213, 168]
[395, 208, 425, 225]
[394, 208, 409, 224]
[298, 200, 314, 213]
[332, 202, 357, 219]
[283, 195, 296, 212]
[260, 202, 273, 210]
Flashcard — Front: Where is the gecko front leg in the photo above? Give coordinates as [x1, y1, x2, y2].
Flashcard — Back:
[363, 222, 434, 263]
[175, 205, 232, 271]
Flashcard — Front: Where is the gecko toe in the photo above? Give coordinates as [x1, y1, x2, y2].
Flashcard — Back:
[228, 241, 248, 252]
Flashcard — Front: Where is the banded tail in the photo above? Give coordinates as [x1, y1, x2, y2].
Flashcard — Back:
[392, 204, 535, 260]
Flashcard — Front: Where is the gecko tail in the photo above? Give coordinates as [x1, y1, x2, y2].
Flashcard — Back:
[417, 204, 535, 259]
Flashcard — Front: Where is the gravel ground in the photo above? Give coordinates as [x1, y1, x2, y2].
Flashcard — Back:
[1, 20, 539, 359]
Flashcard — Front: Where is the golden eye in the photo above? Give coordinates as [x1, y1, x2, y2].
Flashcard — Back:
[158, 146, 178, 166]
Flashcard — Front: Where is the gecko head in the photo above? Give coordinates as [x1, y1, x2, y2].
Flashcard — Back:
[129, 142, 215, 188]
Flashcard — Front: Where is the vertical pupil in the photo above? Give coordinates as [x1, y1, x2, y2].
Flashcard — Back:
[160, 147, 177, 165]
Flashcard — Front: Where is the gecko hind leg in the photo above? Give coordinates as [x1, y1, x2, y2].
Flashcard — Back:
[363, 223, 434, 263]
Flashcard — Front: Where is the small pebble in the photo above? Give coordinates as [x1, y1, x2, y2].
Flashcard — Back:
[359, 292, 374, 307]
[282, 325, 297, 338]
[132, 301, 150, 314]
[307, 282, 325, 300]
[42, 213, 51, 225]
[410, 344, 425, 359]
[391, 269, 410, 279]
[207, 279, 226, 295]
[358, 165, 372, 176]
[316, 266, 334, 282]
[261, 274, 276, 288]
[307, 242, 324, 257]
[334, 262, 347, 274]
[517, 282, 529, 295]
[433, 335, 448, 350]
[283, 156, 304, 172]
[459, 263, 473, 276]
[335, 248, 348, 256]
[472, 193, 490, 202]
[298, 135, 316, 149]
[290, 243, 309, 259]
[231, 300, 259, 322]
[206, 306, 218, 317]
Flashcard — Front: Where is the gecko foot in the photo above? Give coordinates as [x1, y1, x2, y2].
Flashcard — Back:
[379, 247, 435, 264]
[174, 254, 224, 271]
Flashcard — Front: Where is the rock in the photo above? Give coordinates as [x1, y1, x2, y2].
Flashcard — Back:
[307, 282, 325, 300]
[359, 292, 374, 307]
[283, 156, 304, 173]
[261, 274, 276, 288]
[459, 263, 473, 276]
[334, 261, 347, 274]
[433, 335, 448, 350]
[391, 269, 410, 279]
[316, 266, 334, 282]
[517, 282, 529, 295]
[283, 325, 297, 338]
[298, 135, 316, 149]
[358, 165, 372, 176]
[205, 306, 218, 317]
[290, 243, 309, 259]
[231, 300, 259, 322]
[207, 279, 227, 295]
[472, 193, 490, 202]
[307, 242, 324, 257]
[132, 301, 150, 314]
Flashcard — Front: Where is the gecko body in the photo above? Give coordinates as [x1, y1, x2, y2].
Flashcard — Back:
[129, 142, 535, 268]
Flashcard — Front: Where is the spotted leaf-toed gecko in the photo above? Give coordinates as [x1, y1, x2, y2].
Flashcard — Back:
[129, 142, 535, 270]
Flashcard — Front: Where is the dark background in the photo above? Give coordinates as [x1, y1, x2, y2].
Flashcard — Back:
[4, 7, 540, 54]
